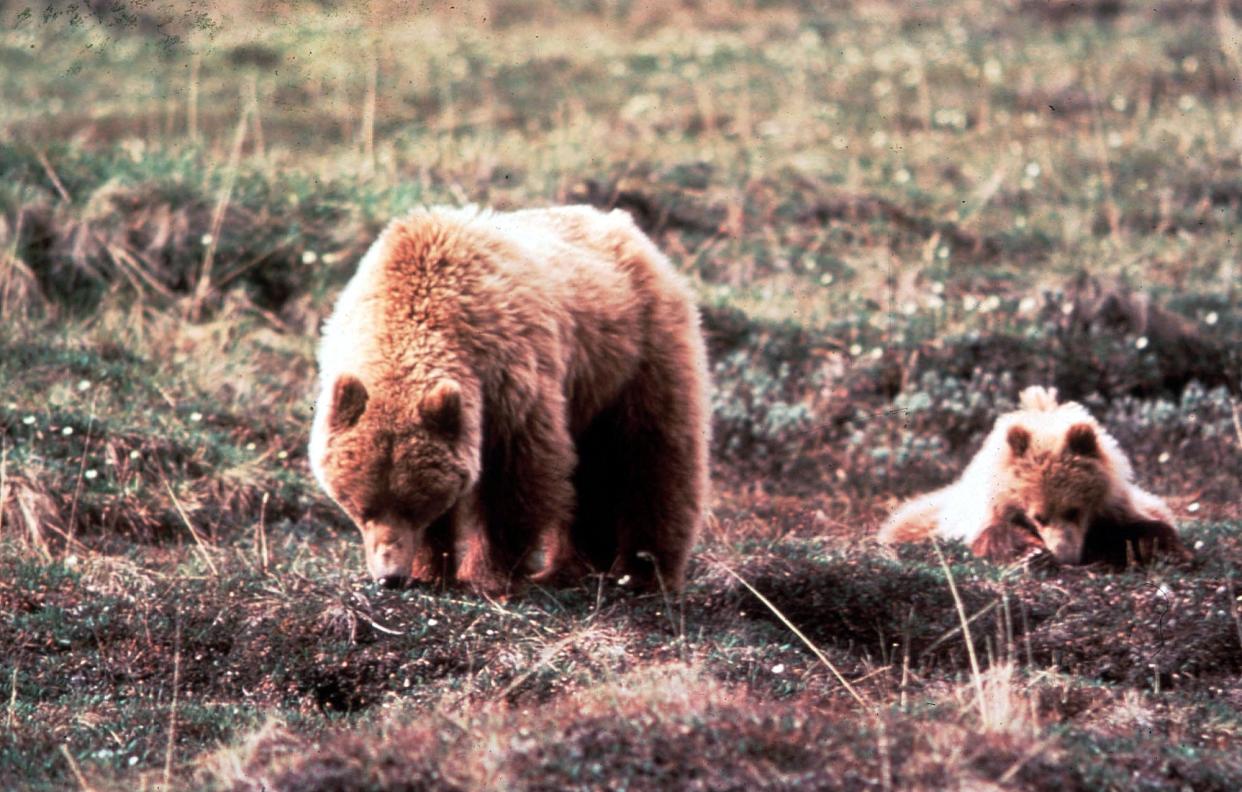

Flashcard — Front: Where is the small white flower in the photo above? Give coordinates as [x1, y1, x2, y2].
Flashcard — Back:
[1015, 216, 1028, 229]
[129, 449, 141, 460]
[427, 618, 439, 626]
[77, 380, 91, 391]
[927, 295, 945, 310]
[245, 442, 257, 451]
[869, 347, 884, 360]
[322, 252, 339, 265]
[1178, 94, 1197, 112]
[1061, 302, 1075, 316]
[931, 281, 945, 295]
[819, 272, 834, 286]
[937, 245, 950, 260]
[84, 469, 98, 480]
[1158, 451, 1170, 464]
[1110, 94, 1128, 112]
[200, 233, 214, 246]
[983, 59, 1002, 83]
[22, 415, 35, 425]
[894, 168, 911, 184]
[849, 343, 863, 356]
[190, 411, 203, 422]
[1188, 502, 1200, 513]
[302, 250, 318, 265]
[1135, 336, 1149, 350]
[963, 295, 979, 312]
[1018, 296, 1038, 314]
[1204, 311, 1218, 326]
[1024, 161, 1041, 178]
[980, 295, 1001, 313]
[617, 574, 632, 586]
[128, 756, 139, 767]
[62, 426, 74, 436]
[772, 663, 786, 675]
[1107, 131, 1123, 149]
[65, 554, 79, 568]
[1181, 56, 1199, 74]
[277, 450, 288, 460]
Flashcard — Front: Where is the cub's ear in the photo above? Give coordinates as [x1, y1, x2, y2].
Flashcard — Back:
[329, 375, 368, 431]
[1065, 423, 1099, 457]
[420, 379, 462, 433]
[1006, 425, 1031, 458]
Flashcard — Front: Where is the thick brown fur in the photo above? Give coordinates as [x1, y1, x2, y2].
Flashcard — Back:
[309, 205, 710, 592]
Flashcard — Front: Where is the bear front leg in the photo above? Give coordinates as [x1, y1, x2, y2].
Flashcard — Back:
[399, 510, 448, 586]
[478, 401, 576, 590]
[971, 506, 1055, 568]
[1081, 513, 1190, 569]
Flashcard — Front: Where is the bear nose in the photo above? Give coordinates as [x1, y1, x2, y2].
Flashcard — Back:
[379, 573, 408, 590]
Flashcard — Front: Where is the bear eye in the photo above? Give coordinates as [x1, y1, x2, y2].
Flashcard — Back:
[1062, 508, 1082, 522]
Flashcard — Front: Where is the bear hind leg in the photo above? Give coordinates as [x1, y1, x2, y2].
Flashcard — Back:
[572, 361, 707, 591]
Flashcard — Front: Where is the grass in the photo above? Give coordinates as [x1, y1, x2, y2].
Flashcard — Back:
[2, 0, 1241, 789]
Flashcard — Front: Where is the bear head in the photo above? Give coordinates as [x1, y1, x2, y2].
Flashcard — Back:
[311, 373, 478, 587]
[999, 421, 1111, 564]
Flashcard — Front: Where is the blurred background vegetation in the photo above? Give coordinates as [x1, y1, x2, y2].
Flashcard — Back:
[1, 1, 1240, 789]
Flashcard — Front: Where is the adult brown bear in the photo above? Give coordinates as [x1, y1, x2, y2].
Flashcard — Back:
[309, 205, 710, 591]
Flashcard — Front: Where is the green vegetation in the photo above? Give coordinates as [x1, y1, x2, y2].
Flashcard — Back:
[1, 0, 1240, 789]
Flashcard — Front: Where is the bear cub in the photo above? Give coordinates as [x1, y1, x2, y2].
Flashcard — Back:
[309, 205, 711, 591]
[880, 386, 1187, 568]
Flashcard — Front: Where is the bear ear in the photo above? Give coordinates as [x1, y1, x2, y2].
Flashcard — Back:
[1006, 425, 1031, 458]
[420, 379, 461, 434]
[329, 375, 369, 432]
[1065, 423, 1100, 458]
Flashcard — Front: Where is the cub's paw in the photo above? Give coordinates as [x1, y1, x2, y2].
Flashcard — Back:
[971, 506, 1050, 566]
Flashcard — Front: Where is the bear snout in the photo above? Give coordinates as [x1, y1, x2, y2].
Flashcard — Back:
[361, 518, 419, 584]
[1039, 523, 1086, 565]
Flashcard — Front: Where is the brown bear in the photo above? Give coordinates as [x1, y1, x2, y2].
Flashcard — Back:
[879, 386, 1187, 568]
[309, 205, 710, 591]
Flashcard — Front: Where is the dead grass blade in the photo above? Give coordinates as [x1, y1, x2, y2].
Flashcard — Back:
[163, 480, 220, 577]
[495, 631, 581, 701]
[163, 612, 182, 787]
[996, 731, 1058, 784]
[190, 96, 251, 322]
[933, 540, 988, 727]
[36, 150, 72, 204]
[919, 599, 1000, 660]
[1228, 575, 1242, 653]
[58, 745, 96, 792]
[715, 560, 870, 709]
[7, 664, 17, 730]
